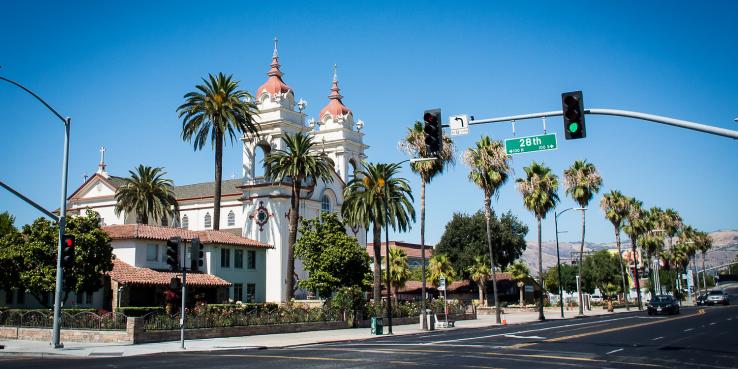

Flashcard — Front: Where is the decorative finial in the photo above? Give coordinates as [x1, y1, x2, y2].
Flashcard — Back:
[273, 36, 279, 58]
[333, 64, 337, 82]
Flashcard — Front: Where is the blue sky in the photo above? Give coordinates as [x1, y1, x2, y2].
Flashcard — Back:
[1, 1, 736, 245]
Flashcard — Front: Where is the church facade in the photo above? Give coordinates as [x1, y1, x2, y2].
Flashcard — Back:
[66, 40, 368, 303]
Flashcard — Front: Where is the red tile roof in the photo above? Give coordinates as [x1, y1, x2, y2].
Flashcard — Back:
[366, 241, 434, 259]
[102, 224, 272, 249]
[108, 259, 231, 287]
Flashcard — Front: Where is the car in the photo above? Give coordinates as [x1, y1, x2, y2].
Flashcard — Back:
[647, 295, 680, 315]
[705, 290, 730, 305]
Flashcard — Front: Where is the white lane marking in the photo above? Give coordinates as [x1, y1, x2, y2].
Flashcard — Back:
[651, 336, 664, 341]
[684, 328, 694, 332]
[427, 316, 637, 345]
[504, 334, 545, 339]
[727, 318, 732, 321]
[709, 322, 716, 326]
[606, 348, 624, 355]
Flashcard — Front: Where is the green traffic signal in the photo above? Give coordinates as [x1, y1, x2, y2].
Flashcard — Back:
[568, 122, 579, 133]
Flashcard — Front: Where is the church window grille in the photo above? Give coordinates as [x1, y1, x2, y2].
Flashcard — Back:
[181, 215, 189, 229]
[204, 212, 212, 228]
[321, 195, 331, 212]
[227, 211, 235, 226]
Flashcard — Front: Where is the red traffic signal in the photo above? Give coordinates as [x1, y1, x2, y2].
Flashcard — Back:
[61, 234, 75, 268]
[423, 109, 442, 154]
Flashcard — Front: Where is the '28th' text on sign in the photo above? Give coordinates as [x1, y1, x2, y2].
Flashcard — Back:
[504, 133, 558, 155]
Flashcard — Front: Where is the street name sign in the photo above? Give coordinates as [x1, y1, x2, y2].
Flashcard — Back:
[439, 276, 446, 291]
[449, 114, 469, 136]
[504, 133, 557, 155]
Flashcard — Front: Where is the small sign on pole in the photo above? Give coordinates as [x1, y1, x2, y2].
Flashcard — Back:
[449, 115, 469, 136]
[439, 276, 446, 291]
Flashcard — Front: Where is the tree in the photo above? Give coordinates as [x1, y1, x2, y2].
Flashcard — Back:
[506, 260, 530, 306]
[343, 161, 415, 301]
[640, 207, 665, 295]
[516, 161, 559, 320]
[543, 263, 578, 296]
[429, 254, 456, 288]
[264, 132, 335, 300]
[694, 230, 713, 294]
[400, 121, 454, 315]
[623, 197, 647, 308]
[466, 256, 491, 305]
[0, 211, 16, 236]
[435, 210, 527, 280]
[294, 212, 370, 298]
[388, 247, 410, 299]
[601, 190, 631, 308]
[563, 159, 602, 315]
[177, 72, 260, 230]
[114, 165, 179, 225]
[0, 211, 113, 306]
[580, 250, 623, 295]
[464, 135, 511, 323]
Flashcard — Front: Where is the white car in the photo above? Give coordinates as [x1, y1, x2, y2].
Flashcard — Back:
[590, 294, 603, 303]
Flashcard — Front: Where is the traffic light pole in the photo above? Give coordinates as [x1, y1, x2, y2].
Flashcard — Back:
[460, 109, 738, 139]
[180, 240, 187, 349]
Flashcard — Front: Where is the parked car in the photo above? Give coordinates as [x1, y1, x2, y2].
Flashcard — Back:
[696, 293, 708, 306]
[647, 295, 680, 315]
[590, 294, 603, 303]
[706, 289, 730, 305]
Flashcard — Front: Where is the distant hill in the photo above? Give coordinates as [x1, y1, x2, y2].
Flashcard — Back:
[520, 230, 738, 273]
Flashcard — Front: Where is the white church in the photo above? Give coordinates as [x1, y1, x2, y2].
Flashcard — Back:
[64, 40, 368, 304]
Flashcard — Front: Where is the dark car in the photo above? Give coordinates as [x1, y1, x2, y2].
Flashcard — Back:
[705, 290, 730, 305]
[647, 295, 680, 315]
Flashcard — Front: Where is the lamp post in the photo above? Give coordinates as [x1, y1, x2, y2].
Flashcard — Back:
[0, 74, 71, 349]
[554, 207, 585, 319]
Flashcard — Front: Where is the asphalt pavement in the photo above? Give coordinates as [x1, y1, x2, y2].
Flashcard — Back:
[2, 286, 737, 369]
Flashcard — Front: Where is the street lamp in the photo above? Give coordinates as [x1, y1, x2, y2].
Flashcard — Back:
[647, 229, 666, 295]
[0, 73, 71, 349]
[554, 207, 585, 319]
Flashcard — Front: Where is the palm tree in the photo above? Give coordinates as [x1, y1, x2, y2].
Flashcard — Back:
[600, 190, 631, 310]
[429, 254, 456, 288]
[640, 207, 666, 295]
[177, 73, 260, 230]
[506, 260, 530, 307]
[516, 161, 559, 321]
[388, 247, 411, 299]
[263, 132, 335, 300]
[623, 197, 647, 309]
[464, 135, 511, 323]
[466, 256, 491, 306]
[343, 161, 415, 301]
[563, 159, 602, 316]
[114, 165, 178, 224]
[695, 230, 713, 295]
[661, 209, 683, 251]
[400, 121, 454, 315]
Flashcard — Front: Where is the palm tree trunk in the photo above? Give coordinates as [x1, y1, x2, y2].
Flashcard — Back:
[537, 217, 545, 321]
[484, 193, 501, 324]
[631, 237, 643, 310]
[578, 209, 585, 316]
[615, 228, 630, 310]
[519, 283, 524, 306]
[372, 222, 382, 302]
[213, 132, 223, 230]
[478, 282, 484, 305]
[285, 179, 301, 300]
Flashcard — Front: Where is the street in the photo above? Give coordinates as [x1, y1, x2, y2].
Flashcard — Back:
[3, 286, 736, 369]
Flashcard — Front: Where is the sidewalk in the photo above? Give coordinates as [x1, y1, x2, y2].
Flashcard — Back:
[0, 306, 632, 358]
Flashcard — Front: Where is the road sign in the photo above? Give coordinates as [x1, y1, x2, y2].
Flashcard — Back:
[449, 114, 469, 136]
[439, 276, 446, 291]
[504, 133, 557, 155]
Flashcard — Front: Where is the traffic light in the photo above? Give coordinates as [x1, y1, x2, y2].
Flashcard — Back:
[166, 236, 181, 272]
[423, 109, 442, 155]
[191, 237, 204, 272]
[61, 234, 75, 269]
[562, 91, 586, 140]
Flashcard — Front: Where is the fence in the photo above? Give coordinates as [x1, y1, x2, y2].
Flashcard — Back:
[0, 310, 127, 330]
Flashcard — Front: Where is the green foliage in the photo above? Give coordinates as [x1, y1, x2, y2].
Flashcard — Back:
[435, 210, 528, 279]
[117, 306, 165, 317]
[581, 250, 623, 294]
[506, 260, 530, 282]
[516, 161, 560, 220]
[0, 211, 16, 237]
[429, 254, 456, 287]
[388, 247, 410, 297]
[330, 286, 367, 326]
[0, 211, 113, 307]
[294, 212, 370, 297]
[543, 263, 578, 294]
[114, 165, 178, 224]
[563, 160, 602, 209]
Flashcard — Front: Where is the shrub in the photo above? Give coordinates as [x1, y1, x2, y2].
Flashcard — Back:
[117, 306, 164, 317]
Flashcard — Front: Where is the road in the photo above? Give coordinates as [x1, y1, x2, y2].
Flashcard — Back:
[3, 286, 737, 369]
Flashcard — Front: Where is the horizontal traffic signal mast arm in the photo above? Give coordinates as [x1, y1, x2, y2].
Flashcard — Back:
[458, 109, 738, 139]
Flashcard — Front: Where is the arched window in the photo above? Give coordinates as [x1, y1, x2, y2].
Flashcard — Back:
[204, 212, 212, 229]
[254, 142, 271, 180]
[321, 195, 332, 212]
[348, 159, 358, 181]
[181, 215, 189, 229]
[227, 210, 236, 227]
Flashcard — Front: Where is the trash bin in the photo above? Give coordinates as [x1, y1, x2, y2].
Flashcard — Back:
[371, 317, 384, 335]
